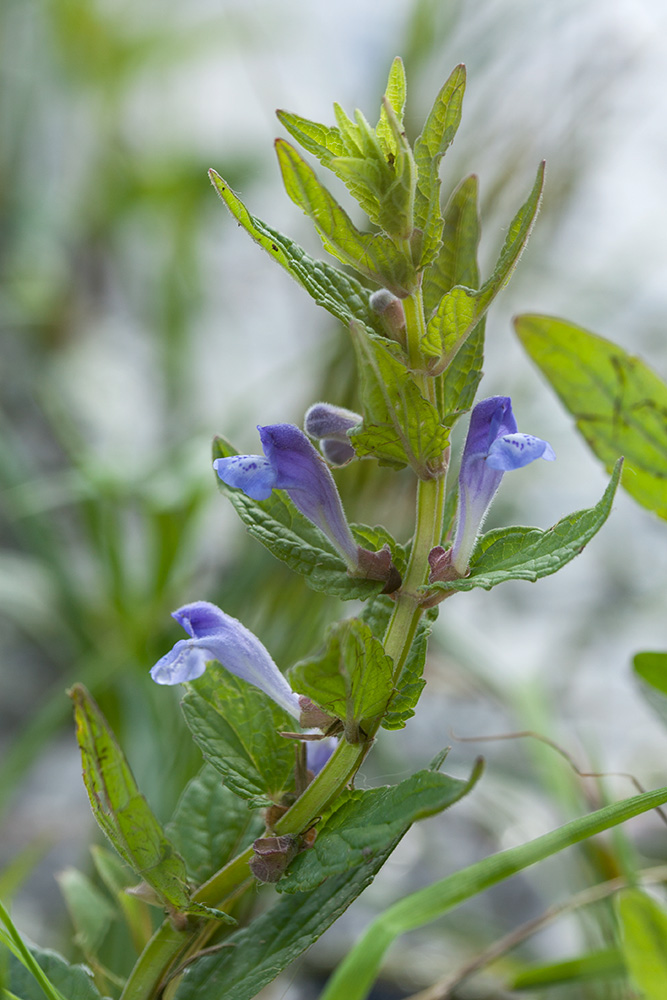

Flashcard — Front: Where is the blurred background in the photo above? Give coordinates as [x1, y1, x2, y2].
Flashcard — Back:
[2, 0, 667, 997]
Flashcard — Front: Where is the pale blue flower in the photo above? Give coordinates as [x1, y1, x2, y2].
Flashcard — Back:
[450, 396, 555, 575]
[214, 423, 359, 568]
[150, 600, 302, 719]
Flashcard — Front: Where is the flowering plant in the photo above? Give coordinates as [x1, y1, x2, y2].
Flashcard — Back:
[10, 57, 665, 1000]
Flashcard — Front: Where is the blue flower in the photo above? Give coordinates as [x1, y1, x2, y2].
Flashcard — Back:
[214, 423, 359, 569]
[450, 396, 555, 575]
[150, 600, 302, 719]
[304, 402, 361, 466]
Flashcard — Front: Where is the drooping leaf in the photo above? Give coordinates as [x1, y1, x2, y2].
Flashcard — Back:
[275, 140, 416, 294]
[515, 313, 667, 518]
[423, 459, 621, 596]
[208, 169, 381, 337]
[413, 64, 467, 268]
[350, 323, 448, 473]
[181, 665, 297, 807]
[212, 437, 384, 602]
[278, 762, 480, 893]
[617, 888, 667, 999]
[288, 619, 394, 735]
[633, 651, 667, 730]
[421, 163, 545, 373]
[167, 764, 264, 885]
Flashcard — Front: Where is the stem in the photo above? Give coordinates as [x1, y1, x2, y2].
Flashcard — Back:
[121, 288, 447, 1000]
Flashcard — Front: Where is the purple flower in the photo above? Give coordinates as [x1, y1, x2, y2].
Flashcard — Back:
[304, 402, 361, 466]
[150, 600, 302, 719]
[214, 424, 359, 569]
[450, 396, 555, 575]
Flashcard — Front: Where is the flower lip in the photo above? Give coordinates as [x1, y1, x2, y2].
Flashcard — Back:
[214, 423, 359, 568]
[150, 600, 302, 719]
[449, 396, 555, 576]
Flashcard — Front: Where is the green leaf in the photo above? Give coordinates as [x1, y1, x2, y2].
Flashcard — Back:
[56, 868, 115, 958]
[181, 664, 296, 806]
[426, 176, 485, 425]
[617, 888, 667, 999]
[423, 460, 621, 596]
[350, 323, 448, 473]
[382, 610, 437, 730]
[515, 313, 667, 518]
[278, 763, 480, 893]
[510, 948, 625, 989]
[167, 764, 264, 885]
[633, 651, 667, 730]
[275, 140, 416, 294]
[212, 437, 385, 601]
[421, 163, 545, 373]
[90, 845, 153, 956]
[423, 174, 481, 317]
[208, 169, 382, 337]
[413, 64, 467, 268]
[172, 833, 406, 1000]
[70, 684, 191, 911]
[275, 110, 345, 164]
[288, 619, 394, 736]
[375, 57, 407, 154]
[319, 782, 667, 1000]
[6, 944, 101, 1000]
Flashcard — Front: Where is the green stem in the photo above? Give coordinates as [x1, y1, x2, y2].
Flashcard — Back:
[121, 288, 447, 1000]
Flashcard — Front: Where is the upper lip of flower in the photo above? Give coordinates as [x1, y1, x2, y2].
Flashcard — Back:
[213, 422, 360, 568]
[150, 600, 303, 719]
[449, 395, 555, 575]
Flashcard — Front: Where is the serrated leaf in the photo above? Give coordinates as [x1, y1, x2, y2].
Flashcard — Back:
[375, 56, 407, 154]
[172, 832, 405, 1000]
[413, 64, 466, 268]
[278, 764, 480, 893]
[617, 888, 667, 999]
[423, 459, 622, 596]
[181, 665, 296, 806]
[70, 684, 192, 911]
[515, 313, 667, 519]
[350, 323, 449, 473]
[212, 436, 385, 602]
[422, 163, 544, 373]
[7, 943, 101, 1000]
[208, 169, 382, 337]
[275, 139, 416, 294]
[56, 868, 115, 958]
[167, 764, 264, 885]
[288, 619, 393, 735]
[633, 651, 667, 730]
[319, 783, 667, 1000]
[382, 610, 438, 730]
